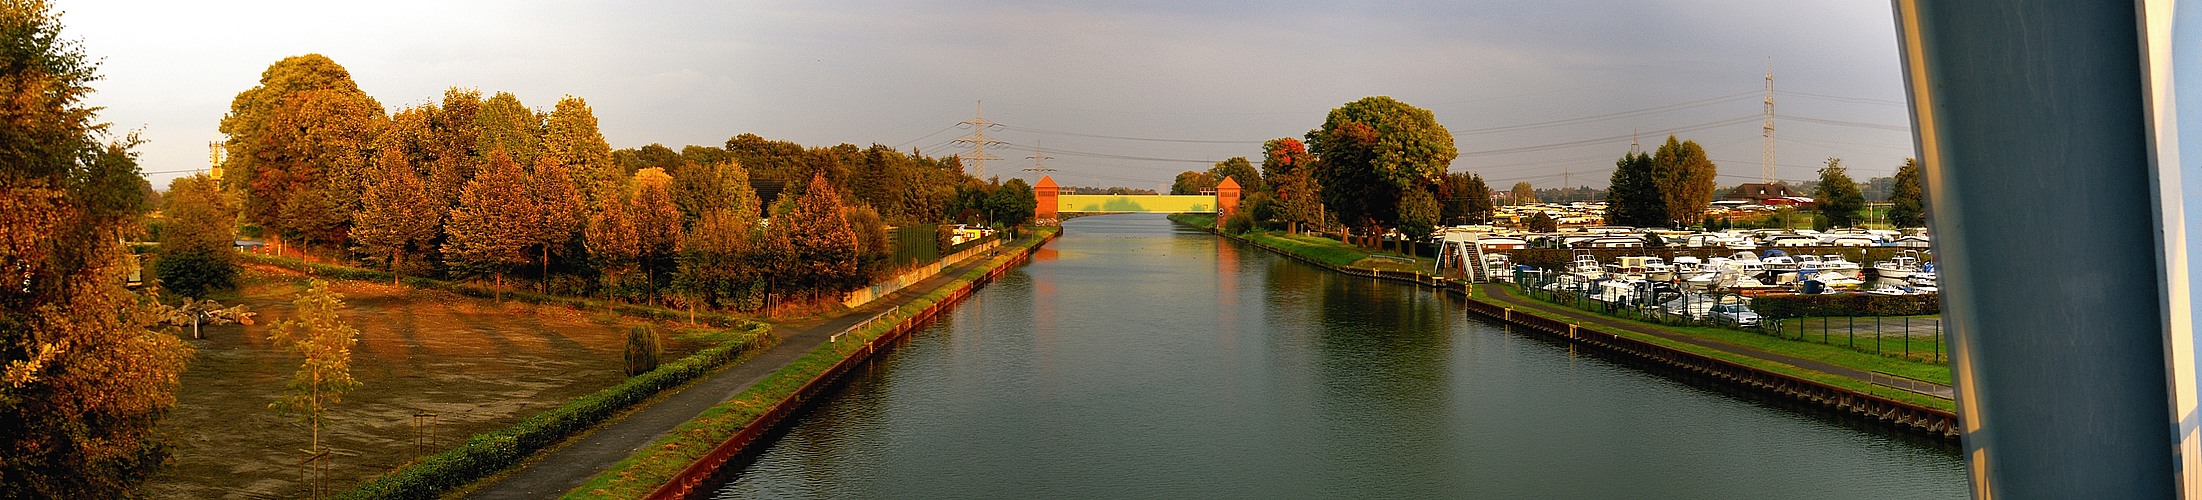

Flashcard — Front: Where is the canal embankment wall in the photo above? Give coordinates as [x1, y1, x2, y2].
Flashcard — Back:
[1177, 220, 1959, 440]
[642, 228, 1062, 499]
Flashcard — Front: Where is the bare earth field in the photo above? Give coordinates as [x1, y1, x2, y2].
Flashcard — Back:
[143, 268, 727, 499]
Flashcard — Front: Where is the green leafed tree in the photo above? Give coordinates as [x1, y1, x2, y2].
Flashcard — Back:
[0, 4, 196, 495]
[1170, 170, 1216, 195]
[1527, 211, 1559, 232]
[988, 178, 1037, 227]
[1207, 156, 1261, 194]
[543, 95, 620, 211]
[266, 279, 360, 458]
[1650, 136, 1718, 228]
[1397, 187, 1440, 256]
[1308, 96, 1457, 248]
[1605, 150, 1664, 227]
[474, 91, 542, 166]
[1813, 157, 1866, 228]
[671, 158, 761, 227]
[1888, 157, 1926, 228]
[158, 174, 240, 298]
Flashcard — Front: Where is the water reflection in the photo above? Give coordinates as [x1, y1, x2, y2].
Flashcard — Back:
[715, 214, 1963, 499]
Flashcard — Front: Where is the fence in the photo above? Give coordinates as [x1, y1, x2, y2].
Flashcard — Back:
[1764, 315, 1944, 364]
[1514, 272, 1945, 364]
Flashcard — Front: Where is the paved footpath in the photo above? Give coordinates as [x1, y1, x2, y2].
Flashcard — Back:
[468, 243, 1021, 499]
[1477, 283, 1954, 399]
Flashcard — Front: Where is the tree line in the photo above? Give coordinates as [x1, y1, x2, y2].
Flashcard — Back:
[170, 54, 1034, 314]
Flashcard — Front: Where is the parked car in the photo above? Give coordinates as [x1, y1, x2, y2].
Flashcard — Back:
[1709, 303, 1762, 327]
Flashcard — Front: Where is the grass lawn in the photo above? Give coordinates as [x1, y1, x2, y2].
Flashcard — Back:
[144, 267, 739, 499]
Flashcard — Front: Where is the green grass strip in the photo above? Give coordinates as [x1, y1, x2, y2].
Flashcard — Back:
[564, 227, 1059, 499]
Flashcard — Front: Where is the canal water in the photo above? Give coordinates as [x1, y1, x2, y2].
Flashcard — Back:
[712, 214, 1965, 498]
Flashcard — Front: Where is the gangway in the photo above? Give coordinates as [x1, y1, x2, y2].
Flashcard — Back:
[1436, 232, 1489, 283]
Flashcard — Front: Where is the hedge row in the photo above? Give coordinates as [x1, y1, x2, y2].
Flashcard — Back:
[567, 226, 1060, 499]
[1749, 293, 1941, 318]
[338, 324, 775, 500]
[238, 253, 748, 327]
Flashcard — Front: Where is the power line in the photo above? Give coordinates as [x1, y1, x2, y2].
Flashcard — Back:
[998, 124, 1265, 144]
[1460, 114, 1762, 156]
[1452, 90, 1758, 135]
[1776, 90, 1906, 107]
[1776, 113, 1911, 132]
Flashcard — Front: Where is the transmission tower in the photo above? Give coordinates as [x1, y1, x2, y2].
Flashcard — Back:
[953, 100, 1006, 180]
[1023, 139, 1056, 175]
[1762, 65, 1776, 184]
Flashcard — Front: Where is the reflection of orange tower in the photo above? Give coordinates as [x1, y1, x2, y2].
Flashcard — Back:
[1034, 176, 1059, 226]
[1214, 176, 1242, 229]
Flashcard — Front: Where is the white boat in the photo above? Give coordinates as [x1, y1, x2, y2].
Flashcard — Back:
[1643, 257, 1676, 282]
[1876, 252, 1922, 279]
[1568, 250, 1605, 280]
[1728, 252, 1767, 275]
[1795, 254, 1824, 272]
[1483, 253, 1515, 283]
[1672, 256, 1703, 275]
[1762, 254, 1799, 273]
[1820, 255, 1862, 275]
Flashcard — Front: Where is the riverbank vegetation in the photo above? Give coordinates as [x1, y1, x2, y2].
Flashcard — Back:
[567, 226, 1059, 499]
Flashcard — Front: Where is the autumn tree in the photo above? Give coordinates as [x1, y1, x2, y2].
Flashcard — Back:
[220, 55, 382, 254]
[158, 174, 240, 298]
[1650, 136, 1718, 228]
[1260, 137, 1313, 182]
[1207, 156, 1261, 194]
[442, 149, 536, 289]
[1527, 211, 1559, 233]
[1437, 172, 1492, 225]
[760, 174, 863, 308]
[1510, 181, 1536, 205]
[632, 168, 684, 303]
[1813, 157, 1866, 229]
[1888, 157, 1926, 228]
[266, 279, 360, 462]
[585, 193, 640, 302]
[1271, 163, 1324, 234]
[1605, 150, 1664, 227]
[1308, 96, 1457, 249]
[526, 157, 583, 292]
[352, 151, 441, 283]
[1170, 170, 1216, 195]
[0, 4, 194, 495]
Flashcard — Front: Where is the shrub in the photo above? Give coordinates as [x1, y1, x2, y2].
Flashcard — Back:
[1223, 212, 1255, 234]
[154, 250, 236, 298]
[625, 326, 662, 376]
[1750, 293, 1940, 318]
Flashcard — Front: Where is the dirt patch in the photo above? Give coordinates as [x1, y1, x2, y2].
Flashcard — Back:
[143, 270, 733, 499]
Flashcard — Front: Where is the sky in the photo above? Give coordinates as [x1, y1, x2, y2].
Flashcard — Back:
[65, 0, 1914, 193]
